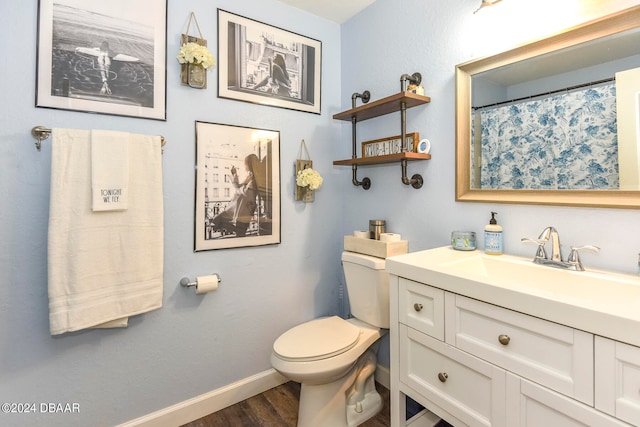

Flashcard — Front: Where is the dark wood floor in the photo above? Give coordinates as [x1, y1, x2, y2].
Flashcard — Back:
[181, 381, 391, 427]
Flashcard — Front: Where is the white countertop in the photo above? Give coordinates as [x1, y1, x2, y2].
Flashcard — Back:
[386, 246, 640, 347]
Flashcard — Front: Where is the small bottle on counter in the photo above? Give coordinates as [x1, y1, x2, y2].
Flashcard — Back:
[484, 211, 503, 255]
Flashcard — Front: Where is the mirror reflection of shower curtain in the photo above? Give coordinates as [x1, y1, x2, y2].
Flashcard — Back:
[476, 83, 618, 190]
[616, 67, 640, 190]
[471, 111, 482, 188]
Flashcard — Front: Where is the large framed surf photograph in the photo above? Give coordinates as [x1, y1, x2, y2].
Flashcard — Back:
[36, 0, 167, 120]
[194, 121, 281, 251]
[218, 9, 322, 114]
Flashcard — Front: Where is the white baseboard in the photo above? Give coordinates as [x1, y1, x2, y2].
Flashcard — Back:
[118, 364, 391, 427]
[117, 368, 288, 427]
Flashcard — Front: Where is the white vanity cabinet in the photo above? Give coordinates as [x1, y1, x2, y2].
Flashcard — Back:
[389, 275, 637, 427]
[399, 278, 445, 340]
[506, 374, 630, 426]
[398, 278, 507, 426]
[445, 293, 594, 405]
[596, 336, 640, 424]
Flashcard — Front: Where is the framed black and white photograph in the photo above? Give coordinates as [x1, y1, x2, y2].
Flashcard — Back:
[218, 9, 321, 114]
[195, 121, 281, 251]
[36, 0, 167, 120]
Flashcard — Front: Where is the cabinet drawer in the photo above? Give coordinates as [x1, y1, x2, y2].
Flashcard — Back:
[399, 278, 445, 340]
[445, 294, 593, 405]
[596, 336, 640, 425]
[507, 374, 631, 426]
[400, 324, 507, 427]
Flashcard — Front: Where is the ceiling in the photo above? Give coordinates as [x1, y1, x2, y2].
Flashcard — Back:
[275, 0, 377, 23]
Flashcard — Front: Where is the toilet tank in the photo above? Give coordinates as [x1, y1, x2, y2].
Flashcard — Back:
[341, 251, 390, 329]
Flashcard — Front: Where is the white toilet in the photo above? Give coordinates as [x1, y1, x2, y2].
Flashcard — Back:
[271, 251, 390, 427]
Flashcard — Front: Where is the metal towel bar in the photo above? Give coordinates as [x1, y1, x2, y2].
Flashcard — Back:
[31, 126, 166, 152]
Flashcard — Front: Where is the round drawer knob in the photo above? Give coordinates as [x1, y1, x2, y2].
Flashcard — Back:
[413, 303, 423, 312]
[438, 372, 448, 383]
[498, 334, 511, 345]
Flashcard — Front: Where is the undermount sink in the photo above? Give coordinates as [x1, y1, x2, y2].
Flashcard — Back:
[386, 246, 640, 347]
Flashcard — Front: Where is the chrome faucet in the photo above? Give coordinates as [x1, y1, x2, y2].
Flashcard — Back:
[521, 226, 599, 271]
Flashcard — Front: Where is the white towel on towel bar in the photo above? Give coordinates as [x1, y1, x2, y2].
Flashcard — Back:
[91, 130, 130, 211]
[48, 128, 164, 335]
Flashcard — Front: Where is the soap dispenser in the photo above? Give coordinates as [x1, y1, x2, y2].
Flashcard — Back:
[484, 211, 503, 255]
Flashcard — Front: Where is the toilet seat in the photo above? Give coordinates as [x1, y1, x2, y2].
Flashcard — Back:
[273, 316, 360, 362]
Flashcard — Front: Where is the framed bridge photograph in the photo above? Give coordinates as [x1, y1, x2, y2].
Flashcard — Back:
[217, 9, 322, 114]
[36, 0, 167, 120]
[194, 121, 281, 251]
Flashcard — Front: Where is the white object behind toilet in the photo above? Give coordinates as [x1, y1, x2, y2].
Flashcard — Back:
[341, 251, 389, 329]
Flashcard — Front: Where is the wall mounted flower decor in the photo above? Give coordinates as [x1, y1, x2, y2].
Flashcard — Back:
[177, 42, 215, 88]
[296, 168, 323, 188]
[178, 12, 215, 89]
[295, 139, 322, 202]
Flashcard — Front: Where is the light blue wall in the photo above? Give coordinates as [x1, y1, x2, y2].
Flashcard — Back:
[3, 0, 640, 426]
[0, 1, 344, 426]
[339, 0, 640, 274]
[340, 0, 640, 365]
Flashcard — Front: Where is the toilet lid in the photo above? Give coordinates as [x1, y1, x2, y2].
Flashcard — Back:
[273, 316, 360, 362]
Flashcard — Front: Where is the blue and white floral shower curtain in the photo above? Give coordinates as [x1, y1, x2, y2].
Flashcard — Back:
[473, 83, 618, 190]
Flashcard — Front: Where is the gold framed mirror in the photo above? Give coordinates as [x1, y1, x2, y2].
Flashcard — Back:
[455, 5, 640, 209]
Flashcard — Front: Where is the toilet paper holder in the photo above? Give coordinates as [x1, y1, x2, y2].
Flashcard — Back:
[180, 274, 221, 289]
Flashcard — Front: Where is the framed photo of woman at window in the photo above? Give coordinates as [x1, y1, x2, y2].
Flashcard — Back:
[35, 0, 167, 120]
[217, 9, 322, 114]
[194, 121, 281, 251]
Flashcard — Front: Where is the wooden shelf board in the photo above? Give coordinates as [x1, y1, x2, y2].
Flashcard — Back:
[333, 152, 431, 166]
[333, 92, 431, 122]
